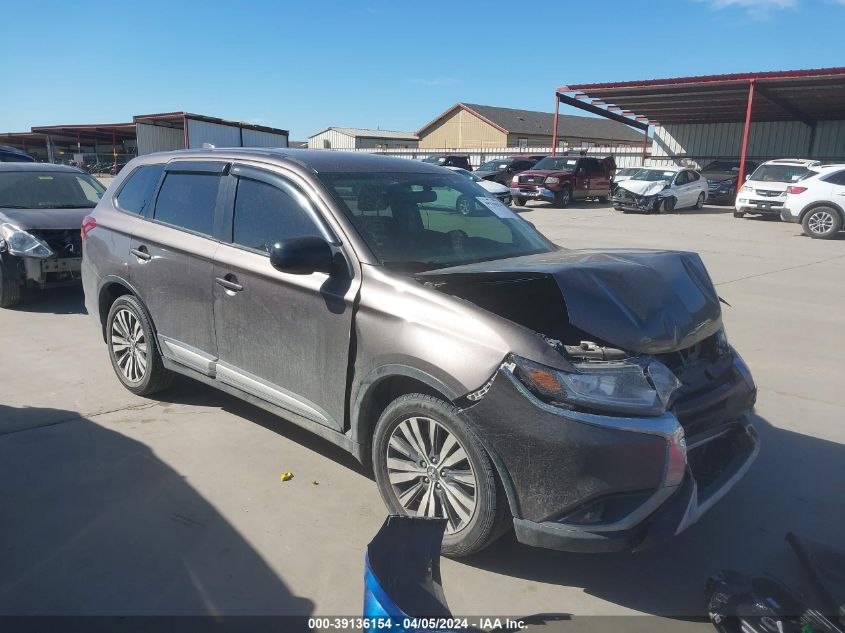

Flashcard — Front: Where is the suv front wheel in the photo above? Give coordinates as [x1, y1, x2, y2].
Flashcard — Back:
[802, 206, 842, 239]
[106, 295, 174, 395]
[372, 393, 509, 557]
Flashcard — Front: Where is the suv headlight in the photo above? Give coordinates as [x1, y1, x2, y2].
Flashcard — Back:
[511, 355, 681, 416]
[545, 176, 560, 185]
[740, 185, 752, 193]
[0, 223, 54, 258]
[511, 175, 519, 184]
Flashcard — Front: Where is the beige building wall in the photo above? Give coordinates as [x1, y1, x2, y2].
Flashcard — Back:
[419, 108, 507, 148]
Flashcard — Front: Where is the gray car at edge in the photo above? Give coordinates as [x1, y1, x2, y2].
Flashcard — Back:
[82, 149, 759, 556]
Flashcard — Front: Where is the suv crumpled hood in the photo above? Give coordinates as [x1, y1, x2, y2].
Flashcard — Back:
[418, 249, 722, 354]
[0, 207, 90, 231]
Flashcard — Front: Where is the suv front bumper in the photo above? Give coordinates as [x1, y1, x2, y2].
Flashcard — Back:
[463, 356, 758, 553]
[510, 187, 556, 203]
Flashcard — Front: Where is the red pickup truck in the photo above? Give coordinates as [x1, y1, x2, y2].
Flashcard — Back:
[510, 155, 616, 207]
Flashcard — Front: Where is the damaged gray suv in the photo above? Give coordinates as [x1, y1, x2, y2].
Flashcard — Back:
[82, 149, 759, 557]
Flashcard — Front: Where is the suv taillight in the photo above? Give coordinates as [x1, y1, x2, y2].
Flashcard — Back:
[787, 186, 808, 194]
[81, 215, 97, 239]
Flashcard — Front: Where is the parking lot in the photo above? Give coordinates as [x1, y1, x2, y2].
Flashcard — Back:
[1, 200, 843, 620]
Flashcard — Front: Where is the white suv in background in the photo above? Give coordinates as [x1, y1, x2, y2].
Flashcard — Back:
[781, 164, 845, 239]
[734, 159, 820, 219]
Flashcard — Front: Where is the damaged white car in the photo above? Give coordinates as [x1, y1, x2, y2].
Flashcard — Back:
[612, 166, 708, 214]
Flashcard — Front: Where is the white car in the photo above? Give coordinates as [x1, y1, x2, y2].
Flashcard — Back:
[734, 158, 821, 219]
[447, 167, 512, 210]
[611, 166, 708, 213]
[781, 164, 845, 239]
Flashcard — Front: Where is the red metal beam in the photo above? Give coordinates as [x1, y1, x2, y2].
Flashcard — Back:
[737, 80, 756, 192]
[551, 93, 560, 156]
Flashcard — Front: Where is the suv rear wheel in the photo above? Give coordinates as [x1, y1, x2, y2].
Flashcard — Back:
[106, 295, 174, 395]
[372, 393, 509, 557]
[802, 206, 842, 239]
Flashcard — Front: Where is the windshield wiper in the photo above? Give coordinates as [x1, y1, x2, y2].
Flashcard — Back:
[47, 204, 97, 209]
[0, 204, 30, 209]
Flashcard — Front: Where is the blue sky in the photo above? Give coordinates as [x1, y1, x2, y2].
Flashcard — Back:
[1, 0, 843, 140]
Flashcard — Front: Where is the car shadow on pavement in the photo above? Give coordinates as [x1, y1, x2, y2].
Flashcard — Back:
[460, 413, 845, 618]
[9, 286, 86, 315]
[0, 403, 314, 623]
[155, 377, 369, 477]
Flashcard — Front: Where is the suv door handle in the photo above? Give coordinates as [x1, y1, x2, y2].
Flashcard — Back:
[215, 275, 244, 292]
[130, 246, 151, 261]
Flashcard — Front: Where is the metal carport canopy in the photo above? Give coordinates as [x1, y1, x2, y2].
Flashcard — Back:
[553, 66, 845, 183]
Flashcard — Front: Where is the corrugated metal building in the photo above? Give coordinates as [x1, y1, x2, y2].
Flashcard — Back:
[556, 68, 845, 174]
[416, 103, 645, 149]
[307, 127, 418, 149]
[134, 112, 289, 155]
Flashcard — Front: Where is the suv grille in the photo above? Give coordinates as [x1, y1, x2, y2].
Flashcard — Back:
[28, 229, 82, 258]
[754, 189, 782, 197]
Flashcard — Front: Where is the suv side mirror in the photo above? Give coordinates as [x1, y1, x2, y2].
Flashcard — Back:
[270, 236, 334, 275]
[745, 174, 751, 181]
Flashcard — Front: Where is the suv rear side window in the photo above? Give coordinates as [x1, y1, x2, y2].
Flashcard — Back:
[232, 177, 321, 252]
[153, 172, 220, 235]
[822, 170, 845, 186]
[116, 164, 164, 214]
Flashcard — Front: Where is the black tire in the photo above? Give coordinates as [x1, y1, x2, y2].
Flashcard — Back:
[512, 198, 526, 207]
[554, 185, 572, 208]
[106, 294, 174, 395]
[801, 206, 843, 240]
[455, 195, 475, 216]
[0, 254, 23, 308]
[733, 210, 745, 218]
[695, 193, 705, 210]
[659, 197, 676, 214]
[372, 393, 509, 557]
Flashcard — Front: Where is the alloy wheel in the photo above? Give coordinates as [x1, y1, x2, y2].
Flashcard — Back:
[111, 308, 148, 383]
[808, 210, 834, 235]
[457, 197, 473, 216]
[386, 416, 478, 533]
[559, 188, 571, 206]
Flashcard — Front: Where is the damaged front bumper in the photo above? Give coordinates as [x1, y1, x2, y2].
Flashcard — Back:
[612, 191, 662, 213]
[21, 255, 82, 288]
[462, 354, 758, 553]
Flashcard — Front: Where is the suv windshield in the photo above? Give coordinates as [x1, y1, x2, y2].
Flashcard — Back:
[531, 157, 579, 171]
[0, 171, 105, 209]
[422, 156, 448, 164]
[749, 164, 812, 183]
[477, 160, 511, 171]
[629, 168, 676, 183]
[318, 171, 554, 271]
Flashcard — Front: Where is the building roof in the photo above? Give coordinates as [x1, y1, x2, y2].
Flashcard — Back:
[417, 103, 645, 143]
[30, 122, 137, 144]
[561, 67, 845, 125]
[134, 112, 288, 136]
[308, 127, 418, 140]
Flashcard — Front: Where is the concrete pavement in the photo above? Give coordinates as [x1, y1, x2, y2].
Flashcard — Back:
[1, 202, 843, 621]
